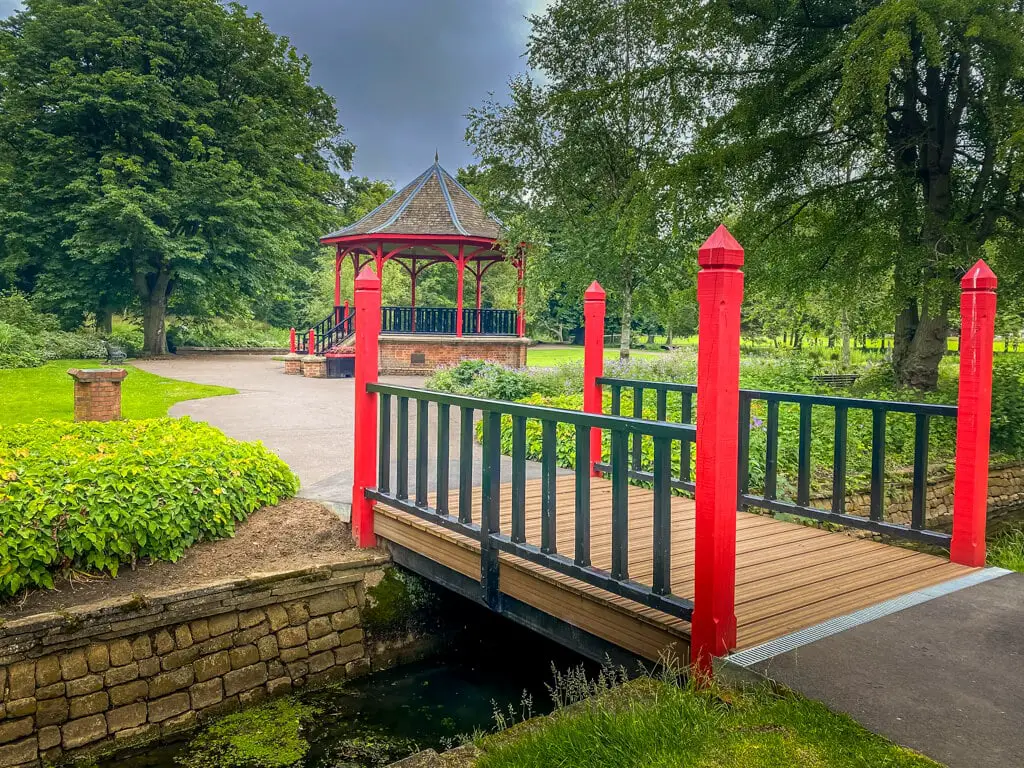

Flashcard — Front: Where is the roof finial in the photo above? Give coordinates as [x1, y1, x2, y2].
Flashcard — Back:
[434, 149, 439, 164]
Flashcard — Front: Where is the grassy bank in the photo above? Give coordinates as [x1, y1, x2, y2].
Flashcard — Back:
[0, 359, 235, 424]
[476, 678, 939, 768]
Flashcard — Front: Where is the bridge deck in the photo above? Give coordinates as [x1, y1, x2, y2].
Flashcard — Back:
[373, 475, 976, 662]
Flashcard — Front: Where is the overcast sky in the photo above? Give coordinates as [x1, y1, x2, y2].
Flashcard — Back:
[0, 0, 547, 184]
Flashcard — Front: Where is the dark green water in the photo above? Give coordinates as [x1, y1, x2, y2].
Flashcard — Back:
[97, 610, 595, 768]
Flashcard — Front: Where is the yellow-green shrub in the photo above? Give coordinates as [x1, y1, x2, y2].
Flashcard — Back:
[0, 418, 298, 596]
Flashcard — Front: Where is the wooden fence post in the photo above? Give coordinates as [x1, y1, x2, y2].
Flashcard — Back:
[352, 266, 382, 548]
[691, 225, 743, 679]
[950, 260, 997, 567]
[584, 281, 606, 477]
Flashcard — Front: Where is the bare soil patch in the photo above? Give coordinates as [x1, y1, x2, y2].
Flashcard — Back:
[1, 498, 368, 620]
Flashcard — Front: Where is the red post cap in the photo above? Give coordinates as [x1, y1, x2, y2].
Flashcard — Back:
[961, 259, 997, 291]
[584, 280, 606, 301]
[698, 224, 744, 268]
[354, 265, 381, 291]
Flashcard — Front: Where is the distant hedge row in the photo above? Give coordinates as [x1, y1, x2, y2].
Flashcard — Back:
[0, 418, 298, 596]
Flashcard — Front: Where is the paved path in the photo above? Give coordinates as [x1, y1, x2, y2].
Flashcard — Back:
[729, 569, 1023, 768]
[135, 355, 557, 515]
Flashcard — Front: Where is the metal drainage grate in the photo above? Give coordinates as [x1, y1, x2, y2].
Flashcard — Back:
[728, 567, 1013, 668]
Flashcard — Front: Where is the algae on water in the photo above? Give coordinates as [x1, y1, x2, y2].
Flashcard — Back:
[176, 698, 319, 768]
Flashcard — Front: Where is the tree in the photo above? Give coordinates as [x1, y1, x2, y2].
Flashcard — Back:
[661, 0, 1024, 388]
[0, 0, 352, 354]
[467, 0, 690, 358]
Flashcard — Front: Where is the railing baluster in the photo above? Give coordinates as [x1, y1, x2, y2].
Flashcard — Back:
[631, 386, 643, 471]
[737, 394, 751, 504]
[459, 406, 473, 523]
[611, 428, 629, 580]
[436, 403, 449, 515]
[480, 410, 501, 608]
[797, 402, 812, 506]
[652, 436, 671, 596]
[378, 393, 391, 495]
[765, 399, 779, 500]
[911, 414, 930, 530]
[680, 391, 693, 484]
[511, 415, 527, 543]
[396, 396, 409, 500]
[415, 399, 429, 507]
[656, 388, 667, 421]
[575, 424, 591, 567]
[541, 420, 557, 554]
[832, 405, 848, 515]
[611, 384, 621, 416]
[870, 409, 886, 521]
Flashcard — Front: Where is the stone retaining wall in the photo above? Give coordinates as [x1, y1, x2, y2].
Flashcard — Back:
[811, 461, 1024, 527]
[0, 556, 388, 767]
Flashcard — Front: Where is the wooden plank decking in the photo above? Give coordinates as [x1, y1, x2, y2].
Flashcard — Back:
[373, 475, 976, 663]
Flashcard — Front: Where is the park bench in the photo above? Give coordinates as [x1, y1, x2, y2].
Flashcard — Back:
[811, 373, 859, 388]
[104, 341, 127, 365]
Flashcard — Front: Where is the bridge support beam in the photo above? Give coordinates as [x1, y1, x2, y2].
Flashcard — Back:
[352, 266, 382, 548]
[691, 225, 743, 679]
[584, 282, 606, 477]
[951, 260, 997, 567]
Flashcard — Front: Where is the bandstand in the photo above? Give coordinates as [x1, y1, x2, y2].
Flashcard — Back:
[290, 158, 528, 376]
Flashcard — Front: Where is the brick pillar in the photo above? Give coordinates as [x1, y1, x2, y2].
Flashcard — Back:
[68, 368, 128, 422]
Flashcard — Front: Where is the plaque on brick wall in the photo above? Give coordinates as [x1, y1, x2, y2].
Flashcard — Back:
[411, 352, 426, 365]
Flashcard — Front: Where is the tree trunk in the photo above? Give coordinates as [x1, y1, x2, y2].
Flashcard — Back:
[893, 299, 948, 390]
[646, 331, 655, 345]
[142, 294, 168, 356]
[96, 307, 113, 335]
[841, 309, 851, 368]
[619, 287, 632, 360]
[135, 267, 172, 356]
[666, 324, 674, 347]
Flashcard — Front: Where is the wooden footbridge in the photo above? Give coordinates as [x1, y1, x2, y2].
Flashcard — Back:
[345, 227, 997, 677]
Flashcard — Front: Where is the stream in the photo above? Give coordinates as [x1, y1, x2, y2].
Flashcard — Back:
[95, 609, 597, 768]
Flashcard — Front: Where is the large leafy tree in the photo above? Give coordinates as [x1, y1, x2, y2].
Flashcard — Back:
[467, 0, 692, 357]
[0, 0, 352, 354]
[665, 0, 1024, 388]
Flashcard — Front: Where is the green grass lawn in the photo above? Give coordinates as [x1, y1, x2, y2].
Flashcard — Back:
[989, 527, 1024, 571]
[527, 345, 666, 367]
[477, 678, 939, 768]
[0, 360, 235, 424]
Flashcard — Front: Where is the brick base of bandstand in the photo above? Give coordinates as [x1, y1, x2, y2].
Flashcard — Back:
[378, 334, 529, 375]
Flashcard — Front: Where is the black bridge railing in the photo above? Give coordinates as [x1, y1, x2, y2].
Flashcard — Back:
[366, 384, 696, 620]
[597, 376, 958, 546]
[380, 306, 518, 336]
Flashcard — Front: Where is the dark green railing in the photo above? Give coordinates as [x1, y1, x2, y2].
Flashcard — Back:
[314, 309, 355, 354]
[366, 384, 697, 620]
[597, 376, 958, 546]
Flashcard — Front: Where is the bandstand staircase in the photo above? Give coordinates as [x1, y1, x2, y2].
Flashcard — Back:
[295, 308, 355, 355]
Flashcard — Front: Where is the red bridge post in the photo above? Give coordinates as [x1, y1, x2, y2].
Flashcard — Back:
[951, 260, 998, 567]
[352, 266, 382, 548]
[307, 329, 315, 355]
[692, 225, 743, 679]
[289, 328, 296, 354]
[584, 281, 606, 476]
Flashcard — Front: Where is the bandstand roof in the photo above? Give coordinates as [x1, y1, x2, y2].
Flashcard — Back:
[321, 159, 503, 244]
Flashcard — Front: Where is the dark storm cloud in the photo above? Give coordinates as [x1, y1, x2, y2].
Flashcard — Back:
[245, 0, 541, 184]
[0, 0, 544, 184]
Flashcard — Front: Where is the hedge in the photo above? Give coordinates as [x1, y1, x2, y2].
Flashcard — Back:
[0, 418, 298, 596]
